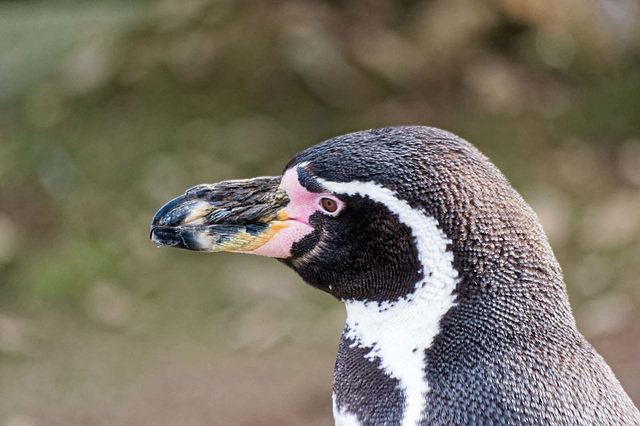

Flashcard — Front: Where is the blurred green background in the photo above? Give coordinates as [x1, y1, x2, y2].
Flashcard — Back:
[0, 0, 639, 424]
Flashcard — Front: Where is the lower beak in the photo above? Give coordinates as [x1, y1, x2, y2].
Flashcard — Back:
[150, 176, 290, 253]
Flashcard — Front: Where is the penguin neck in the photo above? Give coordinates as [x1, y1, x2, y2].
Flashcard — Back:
[342, 276, 459, 380]
[312, 178, 463, 425]
[334, 269, 459, 425]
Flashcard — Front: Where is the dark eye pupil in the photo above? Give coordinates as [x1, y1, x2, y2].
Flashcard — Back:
[321, 198, 337, 213]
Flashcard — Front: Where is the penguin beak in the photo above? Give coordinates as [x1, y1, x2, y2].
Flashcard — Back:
[150, 176, 291, 253]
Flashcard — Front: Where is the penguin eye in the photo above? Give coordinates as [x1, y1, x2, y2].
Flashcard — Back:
[320, 197, 338, 213]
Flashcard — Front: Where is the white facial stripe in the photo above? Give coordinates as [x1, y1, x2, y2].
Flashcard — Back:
[318, 178, 460, 426]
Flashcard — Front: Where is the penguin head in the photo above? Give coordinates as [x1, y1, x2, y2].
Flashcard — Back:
[151, 126, 562, 304]
[273, 160, 423, 302]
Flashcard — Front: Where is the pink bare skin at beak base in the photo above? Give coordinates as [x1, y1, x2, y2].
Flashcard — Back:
[252, 168, 320, 258]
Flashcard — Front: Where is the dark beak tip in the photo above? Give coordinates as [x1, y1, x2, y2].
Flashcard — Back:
[151, 194, 196, 227]
[150, 226, 212, 251]
[150, 226, 182, 249]
[151, 201, 172, 227]
[149, 227, 164, 245]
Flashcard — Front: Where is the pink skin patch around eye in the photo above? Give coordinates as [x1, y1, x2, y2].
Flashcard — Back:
[252, 167, 341, 258]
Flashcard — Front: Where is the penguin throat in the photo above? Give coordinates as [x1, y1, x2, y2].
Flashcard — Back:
[317, 178, 460, 425]
[341, 274, 457, 425]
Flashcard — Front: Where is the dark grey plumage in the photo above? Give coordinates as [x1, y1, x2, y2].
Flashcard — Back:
[295, 127, 640, 425]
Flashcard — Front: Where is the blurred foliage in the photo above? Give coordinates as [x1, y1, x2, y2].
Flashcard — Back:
[0, 0, 639, 423]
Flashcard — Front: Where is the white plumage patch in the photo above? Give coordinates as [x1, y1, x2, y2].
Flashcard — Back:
[319, 178, 460, 426]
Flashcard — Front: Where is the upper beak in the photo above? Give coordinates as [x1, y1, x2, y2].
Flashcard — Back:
[150, 176, 291, 253]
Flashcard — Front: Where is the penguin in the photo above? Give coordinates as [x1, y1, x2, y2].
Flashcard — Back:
[151, 126, 640, 425]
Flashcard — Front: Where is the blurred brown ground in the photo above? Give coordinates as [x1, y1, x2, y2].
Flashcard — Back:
[0, 0, 639, 424]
